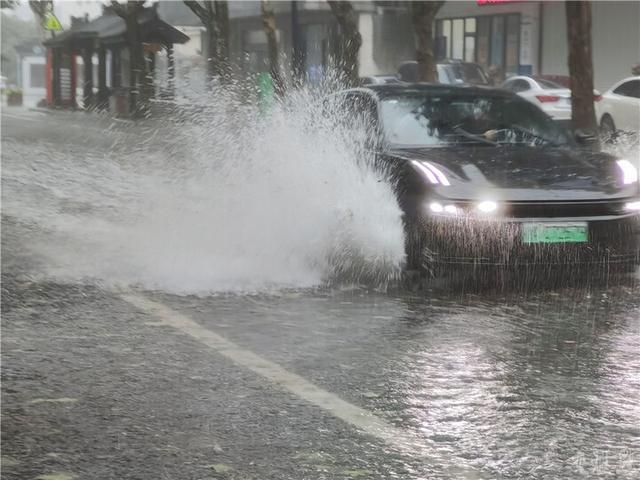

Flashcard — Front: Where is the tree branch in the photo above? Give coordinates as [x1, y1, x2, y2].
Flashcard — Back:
[28, 0, 52, 21]
[184, 0, 210, 23]
[109, 0, 126, 17]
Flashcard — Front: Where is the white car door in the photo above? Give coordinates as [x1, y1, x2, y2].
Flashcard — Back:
[610, 79, 640, 132]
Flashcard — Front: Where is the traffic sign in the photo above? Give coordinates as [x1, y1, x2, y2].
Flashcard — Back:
[43, 12, 62, 31]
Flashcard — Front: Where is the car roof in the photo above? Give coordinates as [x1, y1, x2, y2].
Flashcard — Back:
[609, 75, 640, 90]
[504, 75, 532, 82]
[398, 59, 483, 68]
[357, 83, 514, 98]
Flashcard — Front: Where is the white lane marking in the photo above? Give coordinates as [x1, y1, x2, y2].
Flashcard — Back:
[121, 292, 488, 479]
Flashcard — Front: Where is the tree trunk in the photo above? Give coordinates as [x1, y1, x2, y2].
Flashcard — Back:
[412, 1, 444, 83]
[111, 1, 147, 116]
[205, 24, 216, 82]
[566, 1, 599, 147]
[214, 0, 230, 81]
[184, 0, 229, 84]
[184, 1, 216, 83]
[327, 1, 362, 87]
[261, 0, 284, 96]
[126, 13, 146, 115]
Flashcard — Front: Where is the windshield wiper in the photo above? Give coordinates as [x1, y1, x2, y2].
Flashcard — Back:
[452, 126, 499, 146]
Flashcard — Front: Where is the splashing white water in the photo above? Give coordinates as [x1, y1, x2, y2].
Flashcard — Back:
[2, 86, 406, 293]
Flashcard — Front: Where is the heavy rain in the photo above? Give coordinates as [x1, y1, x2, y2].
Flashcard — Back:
[2, 1, 639, 479]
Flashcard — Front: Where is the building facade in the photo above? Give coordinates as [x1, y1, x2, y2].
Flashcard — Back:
[158, 1, 638, 93]
[14, 40, 47, 107]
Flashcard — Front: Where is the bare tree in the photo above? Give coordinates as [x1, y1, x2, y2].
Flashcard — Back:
[411, 1, 445, 83]
[260, 0, 284, 96]
[184, 1, 216, 81]
[566, 0, 599, 147]
[110, 0, 148, 115]
[327, 1, 362, 87]
[28, 0, 53, 40]
[184, 0, 230, 83]
[28, 0, 52, 21]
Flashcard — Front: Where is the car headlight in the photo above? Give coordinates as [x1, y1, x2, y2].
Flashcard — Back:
[429, 202, 460, 215]
[625, 200, 640, 212]
[411, 160, 451, 186]
[476, 200, 498, 213]
[616, 159, 638, 185]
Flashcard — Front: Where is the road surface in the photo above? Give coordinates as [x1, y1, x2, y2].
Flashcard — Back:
[2, 108, 639, 480]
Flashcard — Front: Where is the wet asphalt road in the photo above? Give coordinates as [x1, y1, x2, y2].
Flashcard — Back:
[2, 109, 640, 480]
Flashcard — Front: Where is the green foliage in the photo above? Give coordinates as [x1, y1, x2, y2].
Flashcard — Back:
[4, 87, 23, 95]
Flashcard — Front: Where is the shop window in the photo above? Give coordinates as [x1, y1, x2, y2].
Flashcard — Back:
[490, 16, 505, 68]
[30, 63, 45, 88]
[476, 17, 490, 67]
[464, 36, 476, 62]
[442, 19, 451, 58]
[465, 18, 476, 34]
[437, 14, 519, 71]
[452, 19, 464, 59]
[505, 14, 520, 74]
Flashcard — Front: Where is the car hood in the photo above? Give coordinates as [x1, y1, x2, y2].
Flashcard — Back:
[389, 146, 637, 201]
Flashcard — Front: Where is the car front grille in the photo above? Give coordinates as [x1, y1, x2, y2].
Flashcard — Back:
[421, 214, 640, 266]
[501, 200, 629, 218]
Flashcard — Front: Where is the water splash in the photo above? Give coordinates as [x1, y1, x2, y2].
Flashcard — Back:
[2, 83, 406, 294]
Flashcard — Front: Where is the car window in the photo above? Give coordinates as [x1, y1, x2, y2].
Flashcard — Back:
[379, 93, 571, 147]
[506, 79, 530, 93]
[613, 79, 640, 99]
[534, 78, 564, 89]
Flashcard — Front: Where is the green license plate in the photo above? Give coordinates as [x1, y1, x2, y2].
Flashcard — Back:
[522, 222, 589, 244]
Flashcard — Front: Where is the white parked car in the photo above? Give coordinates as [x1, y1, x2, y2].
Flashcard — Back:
[595, 76, 640, 137]
[501, 76, 572, 122]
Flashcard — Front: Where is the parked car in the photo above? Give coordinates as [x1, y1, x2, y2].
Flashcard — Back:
[360, 75, 401, 86]
[595, 76, 640, 138]
[397, 60, 489, 86]
[325, 84, 640, 275]
[501, 76, 573, 123]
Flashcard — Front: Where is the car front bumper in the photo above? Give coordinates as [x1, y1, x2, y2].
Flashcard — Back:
[420, 214, 640, 268]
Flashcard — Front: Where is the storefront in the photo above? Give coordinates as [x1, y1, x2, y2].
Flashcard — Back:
[432, 0, 640, 91]
[434, 0, 541, 77]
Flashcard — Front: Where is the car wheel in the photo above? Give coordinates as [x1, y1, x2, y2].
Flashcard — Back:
[600, 114, 617, 143]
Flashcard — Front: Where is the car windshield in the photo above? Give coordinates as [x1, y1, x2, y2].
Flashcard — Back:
[380, 92, 572, 147]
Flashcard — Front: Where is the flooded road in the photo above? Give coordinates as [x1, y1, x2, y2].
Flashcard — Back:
[2, 109, 639, 479]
